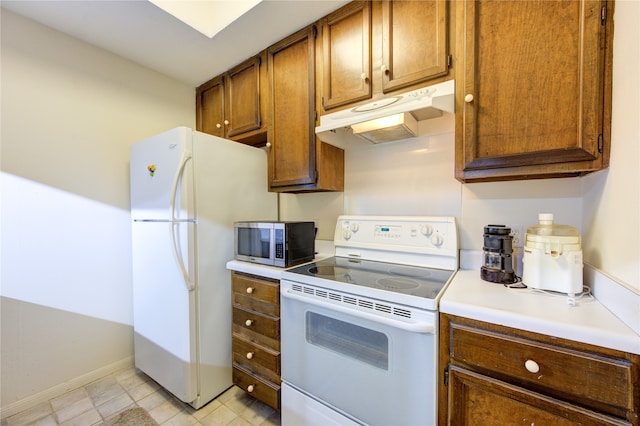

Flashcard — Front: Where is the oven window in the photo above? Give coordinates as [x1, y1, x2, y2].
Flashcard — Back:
[237, 227, 270, 258]
[305, 312, 389, 370]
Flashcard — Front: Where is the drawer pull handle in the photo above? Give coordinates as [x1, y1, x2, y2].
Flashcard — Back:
[247, 384, 255, 393]
[245, 319, 254, 327]
[246, 352, 254, 359]
[525, 359, 540, 373]
[246, 287, 254, 294]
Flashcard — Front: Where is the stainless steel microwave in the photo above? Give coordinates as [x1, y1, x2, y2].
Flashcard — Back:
[234, 221, 315, 268]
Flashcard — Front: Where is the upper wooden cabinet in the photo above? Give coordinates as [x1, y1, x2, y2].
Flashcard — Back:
[321, 0, 449, 111]
[322, 1, 372, 110]
[380, 0, 449, 93]
[267, 26, 344, 193]
[196, 53, 268, 146]
[454, 0, 614, 183]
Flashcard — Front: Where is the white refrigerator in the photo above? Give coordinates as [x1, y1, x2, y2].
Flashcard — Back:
[130, 127, 277, 409]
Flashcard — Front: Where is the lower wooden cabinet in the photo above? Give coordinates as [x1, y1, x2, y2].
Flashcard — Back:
[439, 314, 640, 425]
[231, 271, 281, 410]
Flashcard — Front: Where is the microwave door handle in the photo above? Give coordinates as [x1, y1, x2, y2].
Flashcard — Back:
[281, 288, 435, 334]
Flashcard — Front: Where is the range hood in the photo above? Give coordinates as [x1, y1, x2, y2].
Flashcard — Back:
[316, 79, 454, 148]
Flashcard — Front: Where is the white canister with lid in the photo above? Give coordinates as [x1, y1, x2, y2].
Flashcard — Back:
[522, 213, 583, 295]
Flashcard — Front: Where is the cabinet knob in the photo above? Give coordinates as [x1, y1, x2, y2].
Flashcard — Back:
[246, 287, 254, 294]
[246, 352, 254, 360]
[525, 359, 540, 374]
[224, 119, 229, 125]
[265, 142, 272, 149]
[247, 384, 255, 393]
[245, 319, 254, 327]
[464, 94, 474, 103]
[360, 73, 367, 81]
[216, 123, 222, 128]
[380, 64, 389, 74]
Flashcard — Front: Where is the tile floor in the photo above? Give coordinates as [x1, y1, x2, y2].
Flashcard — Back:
[2, 367, 280, 426]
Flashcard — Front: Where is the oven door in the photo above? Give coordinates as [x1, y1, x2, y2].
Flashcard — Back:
[280, 282, 438, 426]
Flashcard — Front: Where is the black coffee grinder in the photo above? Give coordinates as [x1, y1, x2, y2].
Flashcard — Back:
[481, 225, 516, 284]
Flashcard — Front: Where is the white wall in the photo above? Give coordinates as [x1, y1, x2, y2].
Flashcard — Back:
[0, 9, 195, 411]
[582, 0, 640, 293]
[284, 2, 640, 293]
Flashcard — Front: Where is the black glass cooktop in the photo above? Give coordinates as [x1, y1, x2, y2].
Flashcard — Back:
[286, 256, 454, 300]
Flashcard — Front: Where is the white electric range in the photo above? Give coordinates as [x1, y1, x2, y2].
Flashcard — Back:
[280, 215, 459, 426]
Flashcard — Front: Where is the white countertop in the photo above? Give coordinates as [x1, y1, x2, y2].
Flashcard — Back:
[225, 240, 334, 280]
[441, 270, 640, 355]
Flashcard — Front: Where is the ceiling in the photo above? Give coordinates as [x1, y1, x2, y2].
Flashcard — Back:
[1, 0, 349, 87]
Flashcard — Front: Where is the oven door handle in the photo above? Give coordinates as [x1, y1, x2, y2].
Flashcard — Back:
[281, 289, 435, 334]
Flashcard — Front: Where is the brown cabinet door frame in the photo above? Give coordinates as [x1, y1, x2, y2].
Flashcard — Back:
[267, 26, 317, 189]
[322, 1, 372, 110]
[456, 0, 612, 181]
[381, 0, 449, 93]
[226, 56, 262, 138]
[196, 76, 225, 138]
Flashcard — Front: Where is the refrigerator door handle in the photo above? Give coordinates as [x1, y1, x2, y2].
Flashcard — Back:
[170, 150, 193, 221]
[170, 150, 195, 291]
[171, 222, 195, 291]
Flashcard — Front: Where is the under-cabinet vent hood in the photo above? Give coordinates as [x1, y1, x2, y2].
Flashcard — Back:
[316, 79, 454, 148]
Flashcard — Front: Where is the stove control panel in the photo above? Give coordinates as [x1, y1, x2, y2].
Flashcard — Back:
[334, 215, 459, 270]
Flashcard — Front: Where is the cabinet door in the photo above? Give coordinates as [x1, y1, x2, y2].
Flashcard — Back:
[196, 76, 225, 138]
[322, 1, 372, 110]
[448, 366, 628, 426]
[381, 0, 449, 93]
[268, 26, 317, 189]
[455, 0, 612, 182]
[226, 56, 262, 138]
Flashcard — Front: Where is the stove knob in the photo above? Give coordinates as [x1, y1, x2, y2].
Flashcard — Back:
[350, 223, 359, 233]
[421, 225, 433, 236]
[431, 234, 443, 246]
[343, 228, 352, 240]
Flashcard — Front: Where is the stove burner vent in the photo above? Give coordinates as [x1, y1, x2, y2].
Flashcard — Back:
[288, 284, 415, 320]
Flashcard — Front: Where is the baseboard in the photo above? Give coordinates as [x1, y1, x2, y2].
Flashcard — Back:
[0, 356, 134, 419]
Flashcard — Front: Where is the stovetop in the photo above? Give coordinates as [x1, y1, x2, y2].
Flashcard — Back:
[281, 215, 459, 310]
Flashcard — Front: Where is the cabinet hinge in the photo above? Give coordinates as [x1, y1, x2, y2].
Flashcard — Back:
[444, 368, 449, 386]
[447, 54, 452, 69]
[601, 5, 607, 25]
[598, 134, 604, 153]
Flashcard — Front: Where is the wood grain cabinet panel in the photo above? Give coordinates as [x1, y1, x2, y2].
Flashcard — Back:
[267, 25, 344, 193]
[231, 271, 281, 410]
[322, 1, 372, 110]
[320, 0, 449, 111]
[439, 314, 640, 425]
[196, 76, 224, 138]
[448, 366, 629, 426]
[454, 0, 614, 182]
[380, 0, 449, 93]
[196, 53, 268, 146]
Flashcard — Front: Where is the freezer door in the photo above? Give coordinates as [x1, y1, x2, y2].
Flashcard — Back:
[132, 220, 198, 403]
[130, 127, 194, 220]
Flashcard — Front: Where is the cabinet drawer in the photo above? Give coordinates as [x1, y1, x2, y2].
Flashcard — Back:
[449, 323, 635, 416]
[232, 272, 279, 305]
[233, 306, 279, 340]
[233, 333, 280, 374]
[233, 364, 280, 411]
